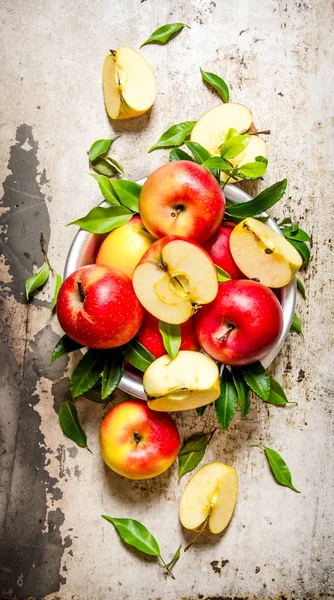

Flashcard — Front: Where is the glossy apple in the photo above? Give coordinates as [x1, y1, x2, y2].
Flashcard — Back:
[139, 161, 225, 243]
[99, 400, 180, 479]
[195, 279, 283, 365]
[203, 222, 244, 279]
[136, 311, 199, 358]
[56, 264, 143, 349]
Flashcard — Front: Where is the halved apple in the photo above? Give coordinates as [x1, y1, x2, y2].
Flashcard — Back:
[179, 463, 238, 534]
[132, 236, 218, 324]
[190, 102, 266, 182]
[229, 217, 303, 288]
[102, 47, 156, 120]
[144, 350, 220, 412]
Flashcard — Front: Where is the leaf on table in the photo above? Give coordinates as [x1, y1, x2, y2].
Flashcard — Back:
[290, 313, 302, 335]
[158, 321, 181, 360]
[51, 334, 84, 363]
[58, 400, 87, 448]
[225, 179, 288, 218]
[200, 67, 229, 103]
[141, 23, 190, 47]
[88, 136, 120, 162]
[281, 225, 310, 242]
[178, 430, 215, 480]
[296, 277, 306, 298]
[263, 377, 291, 405]
[50, 272, 62, 311]
[67, 205, 132, 234]
[109, 180, 142, 212]
[90, 173, 120, 204]
[91, 158, 119, 178]
[101, 350, 125, 400]
[263, 446, 300, 493]
[288, 239, 310, 266]
[25, 261, 49, 300]
[102, 516, 161, 556]
[106, 156, 124, 174]
[70, 349, 105, 398]
[215, 368, 238, 430]
[231, 367, 250, 417]
[122, 339, 155, 372]
[149, 121, 196, 152]
[166, 543, 182, 569]
[241, 361, 270, 400]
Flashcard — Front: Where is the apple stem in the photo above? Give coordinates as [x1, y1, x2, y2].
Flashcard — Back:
[109, 49, 116, 56]
[219, 324, 235, 343]
[249, 129, 271, 135]
[77, 280, 85, 303]
[184, 516, 209, 552]
[133, 431, 141, 444]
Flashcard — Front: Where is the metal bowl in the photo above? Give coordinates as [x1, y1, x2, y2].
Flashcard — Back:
[64, 180, 296, 400]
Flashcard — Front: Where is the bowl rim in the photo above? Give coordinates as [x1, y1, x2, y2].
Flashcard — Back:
[64, 180, 296, 400]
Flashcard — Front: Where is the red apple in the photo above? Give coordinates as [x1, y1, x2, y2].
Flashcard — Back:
[203, 222, 244, 279]
[57, 264, 144, 349]
[139, 161, 225, 243]
[99, 399, 181, 479]
[137, 311, 199, 358]
[195, 280, 283, 366]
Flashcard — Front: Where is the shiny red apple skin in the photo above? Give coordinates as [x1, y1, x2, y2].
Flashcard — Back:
[137, 311, 199, 358]
[139, 161, 226, 243]
[99, 400, 181, 479]
[56, 264, 144, 349]
[195, 280, 283, 366]
[203, 222, 244, 279]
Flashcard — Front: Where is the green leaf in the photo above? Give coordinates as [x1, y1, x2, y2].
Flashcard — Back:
[102, 516, 161, 556]
[225, 179, 288, 218]
[184, 141, 211, 164]
[196, 405, 207, 416]
[109, 180, 142, 212]
[282, 226, 310, 242]
[202, 157, 234, 171]
[141, 23, 190, 48]
[220, 134, 251, 160]
[241, 361, 270, 400]
[67, 205, 132, 234]
[238, 161, 267, 180]
[106, 156, 124, 174]
[88, 137, 119, 162]
[90, 173, 120, 204]
[263, 377, 289, 405]
[200, 67, 229, 103]
[91, 158, 119, 178]
[122, 339, 155, 372]
[231, 368, 250, 417]
[296, 277, 306, 299]
[169, 148, 194, 162]
[158, 321, 181, 359]
[149, 121, 196, 152]
[51, 334, 84, 363]
[215, 368, 238, 430]
[178, 431, 214, 480]
[263, 447, 300, 493]
[58, 401, 87, 448]
[215, 264, 232, 283]
[70, 349, 105, 399]
[288, 239, 310, 266]
[50, 273, 62, 311]
[101, 350, 125, 400]
[25, 261, 49, 300]
[166, 543, 182, 569]
[255, 155, 268, 166]
[290, 313, 302, 335]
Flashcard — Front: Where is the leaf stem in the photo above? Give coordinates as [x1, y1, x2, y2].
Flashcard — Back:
[158, 556, 176, 579]
[40, 232, 55, 276]
[184, 516, 209, 552]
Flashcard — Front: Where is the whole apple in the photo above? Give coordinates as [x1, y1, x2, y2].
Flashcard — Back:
[57, 264, 144, 349]
[203, 222, 244, 279]
[139, 161, 225, 243]
[137, 311, 199, 358]
[99, 399, 180, 479]
[195, 280, 283, 366]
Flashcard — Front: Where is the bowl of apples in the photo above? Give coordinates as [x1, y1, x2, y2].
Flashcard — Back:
[62, 160, 298, 406]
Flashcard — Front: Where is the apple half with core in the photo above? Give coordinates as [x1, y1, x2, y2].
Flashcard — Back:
[99, 400, 180, 479]
[143, 350, 221, 412]
[203, 222, 244, 279]
[139, 161, 226, 243]
[102, 47, 156, 120]
[137, 311, 198, 358]
[179, 463, 238, 534]
[195, 279, 283, 366]
[56, 264, 143, 349]
[229, 217, 303, 287]
[132, 236, 218, 324]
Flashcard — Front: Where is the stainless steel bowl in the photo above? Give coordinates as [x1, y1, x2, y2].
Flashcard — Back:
[64, 180, 296, 400]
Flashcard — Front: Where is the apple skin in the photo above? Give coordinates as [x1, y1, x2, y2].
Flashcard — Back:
[99, 399, 181, 479]
[137, 311, 199, 358]
[203, 222, 244, 279]
[195, 280, 283, 366]
[139, 161, 226, 243]
[137, 234, 214, 267]
[56, 264, 144, 349]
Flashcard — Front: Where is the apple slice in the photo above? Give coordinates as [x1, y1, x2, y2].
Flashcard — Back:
[102, 47, 156, 120]
[132, 236, 218, 324]
[144, 350, 221, 412]
[179, 462, 238, 534]
[229, 217, 303, 287]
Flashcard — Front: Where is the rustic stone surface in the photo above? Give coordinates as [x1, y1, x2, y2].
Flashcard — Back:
[0, 0, 333, 598]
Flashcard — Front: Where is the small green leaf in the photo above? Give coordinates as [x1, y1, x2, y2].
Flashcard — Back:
[50, 273, 62, 311]
[109, 180, 142, 212]
[225, 179, 288, 218]
[88, 137, 119, 162]
[220, 134, 251, 160]
[178, 431, 214, 480]
[288, 239, 310, 266]
[200, 67, 229, 103]
[59, 401, 87, 448]
[215, 264, 232, 283]
[141, 23, 190, 48]
[255, 155, 268, 166]
[106, 156, 124, 174]
[282, 226, 310, 242]
[70, 349, 105, 399]
[215, 368, 238, 430]
[264, 377, 290, 405]
[169, 148, 194, 162]
[51, 334, 84, 363]
[290, 313, 302, 335]
[101, 350, 125, 400]
[241, 362, 270, 400]
[263, 447, 300, 493]
[238, 161, 267, 179]
[202, 157, 234, 171]
[166, 543, 182, 569]
[231, 368, 250, 417]
[25, 261, 49, 300]
[102, 516, 161, 556]
[122, 340, 155, 372]
[184, 141, 211, 164]
[196, 405, 207, 416]
[278, 217, 292, 227]
[90, 173, 119, 204]
[67, 206, 132, 234]
[296, 277, 306, 299]
[91, 158, 119, 178]
[149, 121, 196, 152]
[158, 321, 181, 360]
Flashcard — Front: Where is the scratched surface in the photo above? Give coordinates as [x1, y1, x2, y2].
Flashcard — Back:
[0, 0, 333, 598]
